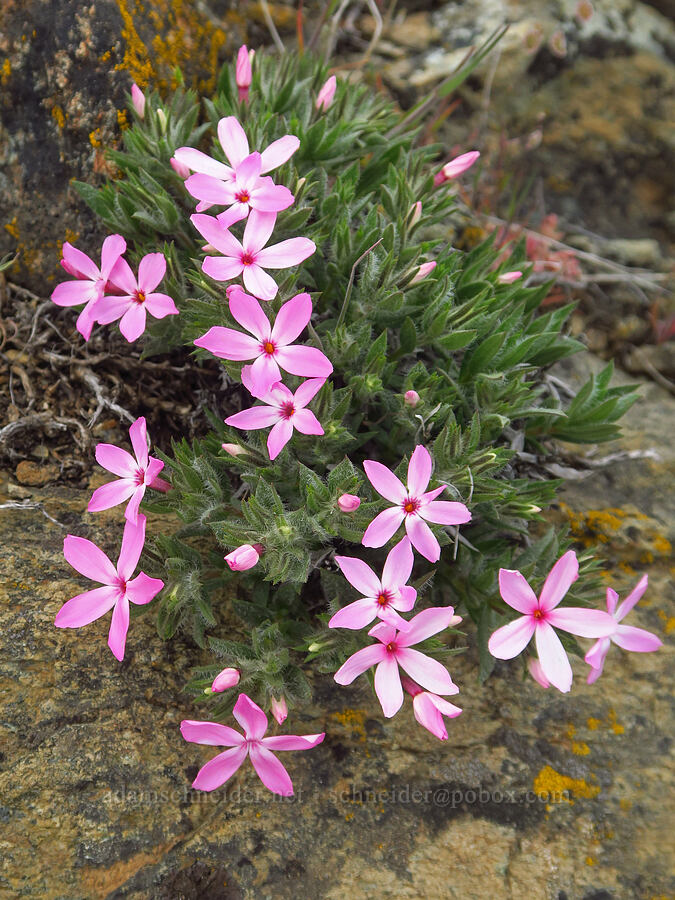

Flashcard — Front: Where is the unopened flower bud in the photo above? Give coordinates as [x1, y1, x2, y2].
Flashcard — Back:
[211, 667, 241, 693]
[225, 543, 261, 571]
[338, 493, 360, 513]
[497, 270, 523, 284]
[411, 261, 436, 284]
[222, 443, 246, 457]
[271, 696, 288, 724]
[435, 150, 480, 185]
[404, 390, 420, 408]
[408, 201, 422, 226]
[157, 108, 167, 134]
[236, 45, 253, 102]
[170, 156, 190, 179]
[316, 75, 337, 112]
[131, 83, 145, 118]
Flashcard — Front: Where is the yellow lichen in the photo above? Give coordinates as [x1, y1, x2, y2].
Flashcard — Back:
[533, 765, 600, 803]
[572, 741, 591, 756]
[608, 709, 624, 735]
[587, 717, 601, 731]
[657, 610, 675, 635]
[51, 105, 66, 129]
[585, 856, 597, 866]
[4, 217, 19, 239]
[332, 708, 367, 744]
[89, 128, 103, 148]
[1, 58, 11, 85]
[117, 109, 129, 129]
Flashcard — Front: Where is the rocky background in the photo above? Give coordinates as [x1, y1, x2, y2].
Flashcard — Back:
[1, 1, 673, 898]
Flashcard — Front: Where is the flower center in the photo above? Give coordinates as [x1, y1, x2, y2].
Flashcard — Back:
[134, 290, 146, 304]
[235, 190, 251, 204]
[402, 496, 420, 515]
[134, 467, 146, 486]
[280, 401, 295, 420]
[261, 340, 276, 356]
[376, 591, 392, 607]
[533, 609, 544, 620]
[241, 252, 255, 266]
[385, 641, 398, 653]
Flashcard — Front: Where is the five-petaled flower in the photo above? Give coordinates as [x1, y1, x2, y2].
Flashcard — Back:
[55, 515, 164, 660]
[194, 288, 332, 396]
[181, 693, 324, 795]
[97, 252, 179, 342]
[88, 417, 169, 522]
[330, 537, 417, 632]
[334, 607, 460, 718]
[401, 676, 462, 741]
[362, 445, 471, 562]
[488, 551, 615, 692]
[585, 575, 662, 684]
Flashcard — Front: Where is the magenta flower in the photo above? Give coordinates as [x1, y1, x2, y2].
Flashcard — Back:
[585, 575, 662, 684]
[194, 288, 332, 395]
[88, 416, 168, 523]
[191, 210, 315, 301]
[362, 445, 471, 562]
[236, 45, 253, 101]
[51, 235, 126, 340]
[270, 696, 288, 725]
[181, 693, 324, 796]
[488, 551, 616, 693]
[329, 537, 418, 632]
[225, 374, 325, 460]
[211, 667, 241, 693]
[185, 150, 294, 217]
[334, 607, 459, 718]
[96, 252, 179, 342]
[225, 544, 262, 571]
[433, 150, 480, 186]
[131, 83, 145, 118]
[316, 75, 337, 111]
[338, 493, 360, 513]
[401, 676, 462, 741]
[55, 515, 163, 660]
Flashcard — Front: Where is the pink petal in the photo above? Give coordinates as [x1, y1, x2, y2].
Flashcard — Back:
[95, 443, 137, 477]
[180, 720, 245, 746]
[225, 405, 279, 430]
[218, 116, 250, 168]
[138, 253, 166, 292]
[125, 572, 163, 605]
[538, 550, 579, 611]
[584, 638, 610, 672]
[427, 693, 462, 715]
[398, 606, 457, 647]
[374, 656, 404, 718]
[145, 293, 178, 319]
[243, 264, 278, 301]
[108, 595, 130, 660]
[393, 585, 417, 612]
[259, 135, 300, 173]
[249, 744, 293, 796]
[194, 326, 259, 360]
[119, 304, 147, 342]
[233, 693, 268, 739]
[174, 146, 233, 180]
[116, 515, 146, 581]
[328, 598, 377, 630]
[334, 644, 387, 684]
[380, 536, 413, 592]
[586, 663, 605, 685]
[192, 745, 248, 791]
[412, 694, 448, 740]
[108, 256, 138, 294]
[129, 416, 149, 467]
[75, 302, 101, 340]
[124, 486, 144, 524]
[546, 607, 615, 638]
[271, 292, 312, 345]
[369, 621, 397, 643]
[421, 486, 445, 504]
[395, 647, 456, 694]
[420, 500, 471, 526]
[535, 622, 573, 693]
[611, 624, 662, 652]
[362, 507, 404, 548]
[203, 257, 246, 282]
[95, 294, 133, 325]
[606, 587, 619, 616]
[255, 237, 316, 269]
[267, 418, 293, 459]
[498, 569, 539, 614]
[51, 280, 99, 307]
[61, 243, 100, 280]
[63, 534, 117, 584]
[229, 289, 270, 340]
[191, 213, 243, 257]
[294, 377, 326, 409]
[275, 345, 333, 380]
[405, 515, 441, 563]
[335, 555, 381, 597]
[250, 180, 295, 212]
[99, 234, 127, 279]
[185, 173, 235, 205]
[407, 445, 432, 496]
[363, 460, 406, 503]
[291, 409, 323, 436]
[488, 615, 536, 659]
[235, 151, 262, 187]
[87, 478, 136, 513]
[248, 353, 282, 396]
[376, 604, 413, 632]
[261, 733, 325, 751]
[216, 206, 249, 229]
[54, 585, 119, 628]
[615, 574, 649, 621]
[243, 209, 277, 254]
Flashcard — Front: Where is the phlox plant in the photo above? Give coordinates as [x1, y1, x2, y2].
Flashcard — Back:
[50, 45, 662, 797]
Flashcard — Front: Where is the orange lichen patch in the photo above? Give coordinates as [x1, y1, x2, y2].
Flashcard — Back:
[1, 58, 11, 85]
[79, 843, 175, 896]
[657, 611, 675, 635]
[533, 765, 601, 803]
[587, 717, 601, 731]
[585, 856, 597, 866]
[64, 228, 79, 245]
[117, 109, 129, 129]
[332, 708, 367, 747]
[51, 105, 66, 129]
[4, 217, 19, 240]
[89, 128, 103, 148]
[608, 709, 624, 735]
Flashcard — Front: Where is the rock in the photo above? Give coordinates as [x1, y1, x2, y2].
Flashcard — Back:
[603, 238, 663, 268]
[14, 459, 58, 486]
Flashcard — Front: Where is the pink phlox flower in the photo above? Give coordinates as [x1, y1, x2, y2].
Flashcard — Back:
[329, 537, 418, 632]
[97, 252, 179, 342]
[487, 551, 616, 693]
[191, 209, 315, 301]
[316, 75, 337, 111]
[185, 151, 294, 217]
[338, 494, 360, 513]
[194, 288, 332, 395]
[401, 676, 462, 741]
[88, 416, 168, 522]
[181, 693, 324, 796]
[333, 606, 460, 718]
[585, 575, 662, 684]
[55, 514, 164, 660]
[211, 667, 240, 693]
[224, 373, 325, 460]
[362, 445, 471, 562]
[236, 45, 253, 101]
[51, 235, 126, 340]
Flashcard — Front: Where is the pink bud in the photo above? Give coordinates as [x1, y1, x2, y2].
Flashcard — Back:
[404, 390, 420, 408]
[408, 201, 422, 226]
[224, 544, 260, 571]
[131, 83, 146, 118]
[236, 45, 252, 102]
[411, 261, 436, 284]
[221, 443, 246, 457]
[436, 150, 480, 184]
[271, 696, 288, 724]
[528, 657, 551, 689]
[316, 75, 337, 112]
[211, 667, 241, 693]
[337, 493, 360, 513]
[497, 270, 523, 284]
[170, 156, 190, 179]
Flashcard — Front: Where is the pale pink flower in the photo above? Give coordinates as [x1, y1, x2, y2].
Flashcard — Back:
[271, 696, 288, 724]
[334, 607, 459, 718]
[225, 544, 261, 572]
[404, 390, 420, 407]
[211, 667, 241, 693]
[236, 45, 253, 102]
[51, 235, 126, 340]
[362, 445, 471, 563]
[131, 83, 145, 118]
[411, 261, 436, 284]
[194, 288, 332, 395]
[401, 676, 462, 741]
[338, 494, 360, 513]
[498, 270, 522, 284]
[408, 201, 422, 226]
[585, 575, 662, 684]
[488, 551, 616, 693]
[55, 515, 163, 660]
[330, 537, 418, 632]
[191, 210, 315, 301]
[316, 75, 337, 111]
[225, 374, 325, 460]
[88, 416, 168, 522]
[181, 693, 324, 795]
[97, 252, 178, 342]
[170, 156, 190, 179]
[433, 151, 480, 186]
